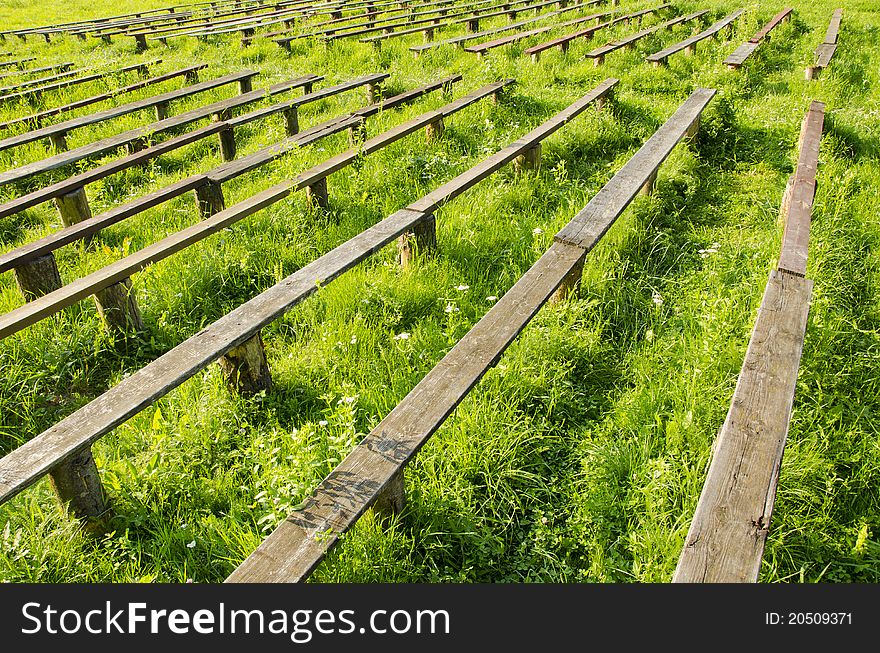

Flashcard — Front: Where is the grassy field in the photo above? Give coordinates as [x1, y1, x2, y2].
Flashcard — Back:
[0, 0, 878, 583]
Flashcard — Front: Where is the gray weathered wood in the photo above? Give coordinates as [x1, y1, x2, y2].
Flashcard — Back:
[218, 331, 273, 394]
[13, 254, 62, 300]
[748, 7, 792, 44]
[48, 446, 111, 533]
[646, 9, 743, 64]
[672, 270, 813, 582]
[777, 102, 824, 277]
[93, 277, 146, 336]
[823, 8, 842, 44]
[723, 41, 758, 69]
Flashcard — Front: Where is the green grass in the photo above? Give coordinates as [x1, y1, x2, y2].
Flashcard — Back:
[1, 0, 879, 583]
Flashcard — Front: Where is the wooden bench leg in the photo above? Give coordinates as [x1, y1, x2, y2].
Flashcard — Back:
[398, 214, 436, 267]
[306, 177, 330, 210]
[373, 469, 405, 521]
[155, 100, 170, 121]
[640, 169, 658, 196]
[218, 331, 273, 395]
[54, 187, 93, 246]
[368, 81, 383, 104]
[283, 106, 299, 136]
[13, 254, 62, 301]
[239, 77, 253, 94]
[467, 18, 479, 32]
[425, 117, 444, 142]
[194, 181, 226, 218]
[217, 127, 236, 162]
[424, 27, 434, 42]
[652, 58, 666, 68]
[183, 69, 199, 84]
[594, 54, 605, 67]
[49, 131, 68, 152]
[531, 51, 540, 63]
[804, 65, 819, 81]
[348, 117, 367, 146]
[549, 251, 585, 304]
[134, 34, 147, 52]
[596, 86, 613, 111]
[685, 43, 697, 56]
[686, 115, 701, 140]
[49, 446, 111, 534]
[94, 277, 145, 336]
[513, 142, 542, 173]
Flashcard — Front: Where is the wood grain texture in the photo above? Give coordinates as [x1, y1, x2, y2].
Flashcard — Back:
[646, 9, 743, 62]
[824, 8, 842, 44]
[723, 42, 759, 67]
[226, 241, 586, 582]
[672, 270, 813, 583]
[464, 8, 609, 53]
[777, 101, 824, 277]
[0, 61, 156, 104]
[556, 87, 714, 249]
[748, 8, 792, 43]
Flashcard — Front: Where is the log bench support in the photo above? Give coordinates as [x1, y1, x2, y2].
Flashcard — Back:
[368, 80, 383, 104]
[134, 33, 147, 52]
[54, 187, 94, 246]
[184, 68, 200, 84]
[13, 254, 62, 301]
[239, 76, 253, 94]
[513, 142, 541, 173]
[155, 100, 170, 121]
[218, 126, 237, 162]
[640, 169, 658, 196]
[49, 131, 68, 152]
[306, 177, 330, 210]
[48, 446, 111, 534]
[94, 277, 145, 336]
[218, 331, 273, 395]
[549, 251, 585, 304]
[348, 117, 367, 146]
[397, 213, 436, 267]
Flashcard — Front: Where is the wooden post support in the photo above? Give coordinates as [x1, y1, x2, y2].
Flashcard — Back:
[596, 87, 612, 111]
[238, 76, 253, 94]
[594, 54, 605, 67]
[126, 137, 148, 154]
[348, 117, 367, 146]
[467, 18, 479, 32]
[685, 43, 697, 56]
[653, 59, 666, 69]
[306, 177, 330, 210]
[48, 446, 111, 533]
[218, 331, 273, 395]
[640, 169, 658, 196]
[283, 106, 299, 136]
[134, 34, 147, 52]
[13, 254, 62, 301]
[94, 277, 145, 336]
[155, 100, 170, 121]
[805, 65, 819, 81]
[531, 52, 540, 63]
[49, 131, 68, 152]
[184, 68, 200, 84]
[397, 214, 436, 267]
[425, 117, 444, 142]
[194, 181, 226, 218]
[373, 470, 405, 520]
[217, 126, 236, 162]
[560, 41, 569, 54]
[513, 142, 542, 173]
[686, 116, 700, 139]
[54, 186, 94, 246]
[368, 80, 383, 104]
[549, 253, 585, 304]
[424, 27, 434, 42]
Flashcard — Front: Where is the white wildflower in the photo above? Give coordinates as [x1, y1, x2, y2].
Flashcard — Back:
[455, 284, 470, 291]
[532, 227, 544, 235]
[394, 332, 411, 340]
[186, 540, 196, 549]
[444, 304, 459, 314]
[318, 420, 328, 427]
[652, 291, 664, 307]
[486, 296, 498, 302]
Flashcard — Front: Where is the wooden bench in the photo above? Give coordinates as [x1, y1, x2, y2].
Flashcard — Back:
[524, 4, 670, 62]
[0, 75, 491, 340]
[646, 8, 744, 67]
[0, 64, 208, 132]
[0, 62, 74, 82]
[464, 3, 607, 57]
[0, 73, 318, 187]
[227, 84, 713, 582]
[0, 78, 523, 527]
[408, 0, 576, 57]
[0, 61, 158, 105]
[0, 57, 38, 70]
[673, 101, 824, 583]
[583, 9, 708, 66]
[805, 9, 842, 80]
[723, 8, 792, 70]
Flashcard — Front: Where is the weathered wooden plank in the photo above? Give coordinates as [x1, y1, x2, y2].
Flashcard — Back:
[524, 4, 671, 57]
[814, 42, 836, 67]
[824, 8, 842, 44]
[411, 78, 617, 213]
[777, 101, 824, 277]
[0, 62, 74, 82]
[227, 239, 586, 582]
[723, 41, 758, 68]
[0, 65, 209, 132]
[748, 7, 792, 43]
[0, 62, 148, 96]
[0, 74, 317, 187]
[646, 9, 743, 63]
[0, 67, 240, 150]
[0, 57, 36, 69]
[465, 7, 609, 53]
[556, 87, 714, 248]
[585, 10, 709, 59]
[672, 270, 813, 583]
